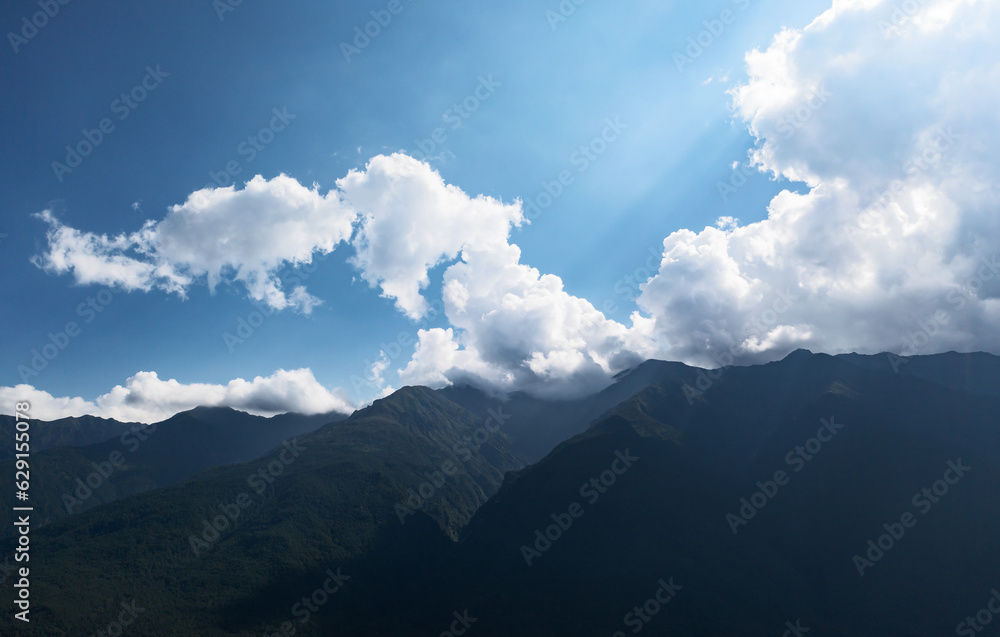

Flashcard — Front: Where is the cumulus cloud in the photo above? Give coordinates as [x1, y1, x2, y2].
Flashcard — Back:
[32, 175, 356, 313]
[328, 158, 660, 398]
[31, 210, 179, 293]
[637, 0, 1000, 368]
[0, 369, 354, 423]
[339, 153, 524, 319]
[29, 156, 661, 401]
[400, 241, 660, 398]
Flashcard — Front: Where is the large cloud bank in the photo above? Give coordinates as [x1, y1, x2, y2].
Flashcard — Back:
[638, 0, 999, 367]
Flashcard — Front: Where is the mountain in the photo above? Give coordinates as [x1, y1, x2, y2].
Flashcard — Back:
[425, 350, 1000, 635]
[2, 351, 998, 635]
[439, 358, 698, 462]
[0, 414, 136, 461]
[0, 406, 349, 538]
[834, 349, 1000, 399]
[0, 387, 525, 635]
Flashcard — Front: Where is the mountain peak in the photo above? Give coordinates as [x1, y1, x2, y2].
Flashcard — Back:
[782, 348, 816, 361]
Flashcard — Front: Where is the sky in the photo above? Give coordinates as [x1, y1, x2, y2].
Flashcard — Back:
[1, 0, 997, 422]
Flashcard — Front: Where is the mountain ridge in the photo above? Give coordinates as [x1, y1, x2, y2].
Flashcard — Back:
[3, 351, 998, 634]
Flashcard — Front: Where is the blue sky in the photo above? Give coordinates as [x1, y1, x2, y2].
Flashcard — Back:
[2, 0, 997, 421]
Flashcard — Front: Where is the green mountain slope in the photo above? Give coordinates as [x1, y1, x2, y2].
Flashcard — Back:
[0, 406, 347, 540]
[0, 387, 525, 636]
[410, 352, 1000, 635]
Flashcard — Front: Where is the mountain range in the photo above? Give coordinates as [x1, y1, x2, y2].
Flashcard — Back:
[2, 350, 998, 636]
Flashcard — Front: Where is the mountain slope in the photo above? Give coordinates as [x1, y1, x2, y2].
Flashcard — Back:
[0, 387, 526, 636]
[400, 351, 1000, 635]
[0, 414, 136, 461]
[3, 352, 998, 635]
[439, 359, 698, 462]
[0, 406, 348, 538]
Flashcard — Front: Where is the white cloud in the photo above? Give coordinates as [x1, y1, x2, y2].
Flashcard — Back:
[31, 210, 171, 292]
[313, 154, 658, 398]
[0, 369, 354, 423]
[367, 351, 391, 388]
[638, 0, 1000, 367]
[400, 234, 661, 399]
[29, 157, 661, 401]
[0, 386, 95, 421]
[32, 175, 357, 313]
[339, 153, 524, 319]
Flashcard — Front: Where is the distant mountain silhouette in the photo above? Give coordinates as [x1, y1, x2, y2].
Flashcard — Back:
[439, 358, 697, 461]
[834, 349, 1000, 398]
[0, 414, 136, 461]
[0, 406, 348, 538]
